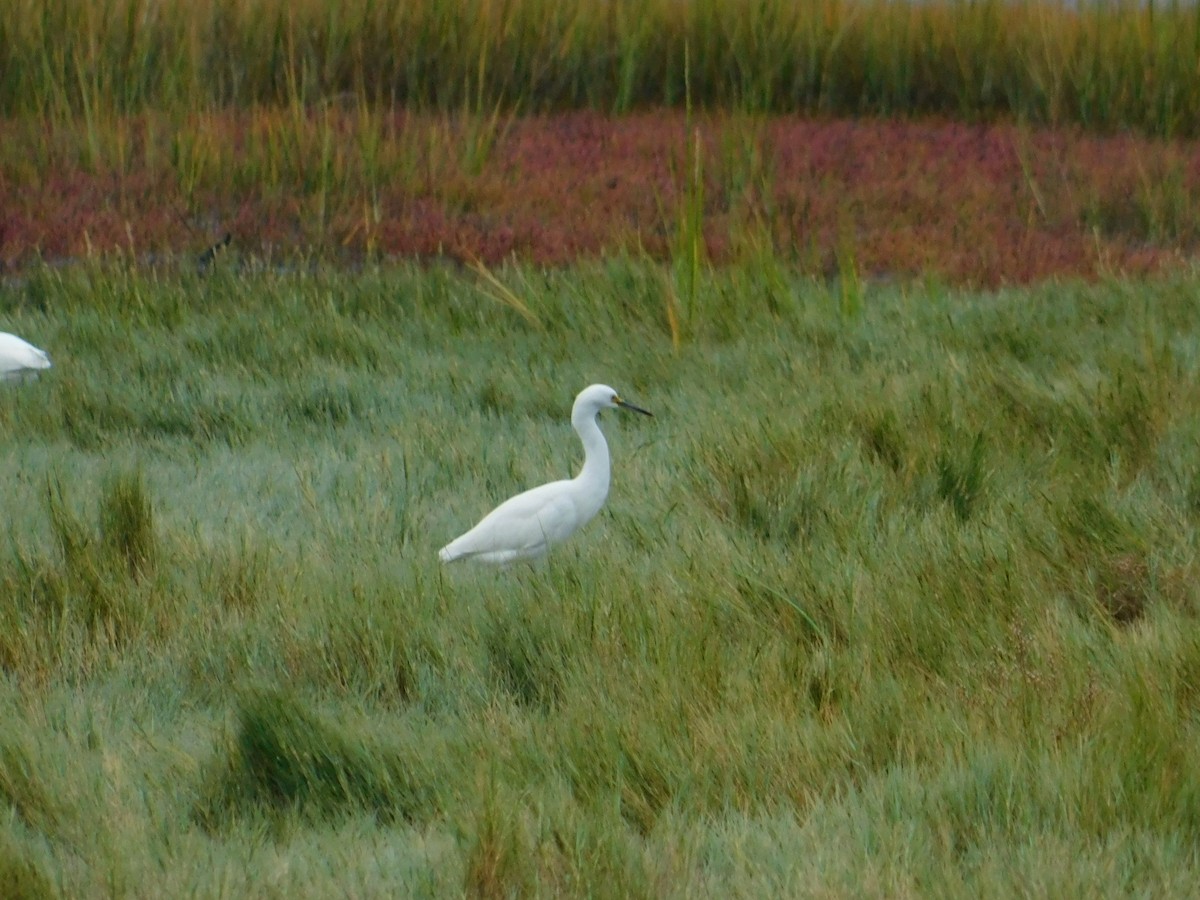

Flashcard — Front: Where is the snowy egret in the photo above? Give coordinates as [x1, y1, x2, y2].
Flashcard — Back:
[0, 332, 52, 381]
[439, 384, 652, 565]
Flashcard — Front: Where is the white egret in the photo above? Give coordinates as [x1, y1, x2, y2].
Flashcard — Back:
[0, 332, 52, 381]
[439, 384, 652, 565]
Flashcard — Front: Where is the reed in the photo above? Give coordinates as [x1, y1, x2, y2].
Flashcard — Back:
[3, 0, 1200, 135]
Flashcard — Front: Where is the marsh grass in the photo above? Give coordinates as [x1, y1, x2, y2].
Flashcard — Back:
[194, 688, 434, 829]
[5, 0, 1200, 137]
[0, 834, 55, 900]
[2, 260, 1200, 894]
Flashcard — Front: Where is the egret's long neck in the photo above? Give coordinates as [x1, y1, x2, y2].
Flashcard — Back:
[572, 407, 610, 495]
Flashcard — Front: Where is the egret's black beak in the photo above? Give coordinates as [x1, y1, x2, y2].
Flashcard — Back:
[615, 397, 653, 417]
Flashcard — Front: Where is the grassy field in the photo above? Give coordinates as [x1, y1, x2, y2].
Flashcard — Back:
[2, 260, 1200, 896]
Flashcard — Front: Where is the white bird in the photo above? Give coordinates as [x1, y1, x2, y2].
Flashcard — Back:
[0, 332, 52, 381]
[439, 384, 652, 565]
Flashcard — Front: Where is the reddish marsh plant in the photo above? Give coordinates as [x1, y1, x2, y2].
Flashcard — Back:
[2, 110, 1199, 286]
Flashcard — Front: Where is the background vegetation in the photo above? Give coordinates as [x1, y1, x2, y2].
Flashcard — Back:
[7, 111, 1200, 285]
[4, 0, 1200, 135]
[2, 261, 1200, 895]
[6, 0, 1200, 278]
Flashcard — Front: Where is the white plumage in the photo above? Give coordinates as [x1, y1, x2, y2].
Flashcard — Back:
[0, 332, 52, 381]
[439, 384, 652, 565]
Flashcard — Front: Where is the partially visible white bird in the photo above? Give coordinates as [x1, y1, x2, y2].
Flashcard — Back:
[0, 332, 52, 382]
[439, 383, 653, 565]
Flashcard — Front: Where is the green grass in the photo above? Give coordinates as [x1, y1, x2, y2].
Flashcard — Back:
[5, 0, 1200, 135]
[2, 259, 1200, 895]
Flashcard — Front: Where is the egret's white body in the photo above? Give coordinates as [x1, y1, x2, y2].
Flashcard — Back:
[0, 332, 52, 381]
[439, 384, 652, 565]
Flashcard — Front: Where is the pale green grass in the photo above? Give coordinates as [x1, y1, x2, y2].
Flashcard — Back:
[2, 260, 1200, 896]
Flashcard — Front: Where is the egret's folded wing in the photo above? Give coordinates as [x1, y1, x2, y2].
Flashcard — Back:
[440, 480, 576, 562]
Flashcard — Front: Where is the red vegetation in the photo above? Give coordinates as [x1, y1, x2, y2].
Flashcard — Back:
[3, 110, 1200, 286]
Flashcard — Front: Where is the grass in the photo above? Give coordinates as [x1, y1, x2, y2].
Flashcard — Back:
[5, 0, 1200, 136]
[1, 259, 1200, 894]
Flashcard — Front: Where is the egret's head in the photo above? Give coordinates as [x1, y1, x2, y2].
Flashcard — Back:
[574, 383, 653, 419]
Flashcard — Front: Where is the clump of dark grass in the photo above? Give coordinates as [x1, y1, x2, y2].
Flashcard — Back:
[203, 533, 274, 612]
[0, 737, 68, 842]
[314, 607, 420, 706]
[1094, 554, 1153, 627]
[857, 407, 908, 475]
[44, 474, 155, 642]
[1047, 491, 1165, 628]
[55, 374, 257, 451]
[99, 470, 156, 579]
[935, 430, 989, 522]
[550, 706, 683, 839]
[462, 783, 535, 900]
[285, 378, 371, 428]
[60, 470, 156, 588]
[194, 689, 433, 829]
[697, 421, 829, 546]
[483, 599, 567, 710]
[0, 833, 56, 900]
[0, 471, 166, 677]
